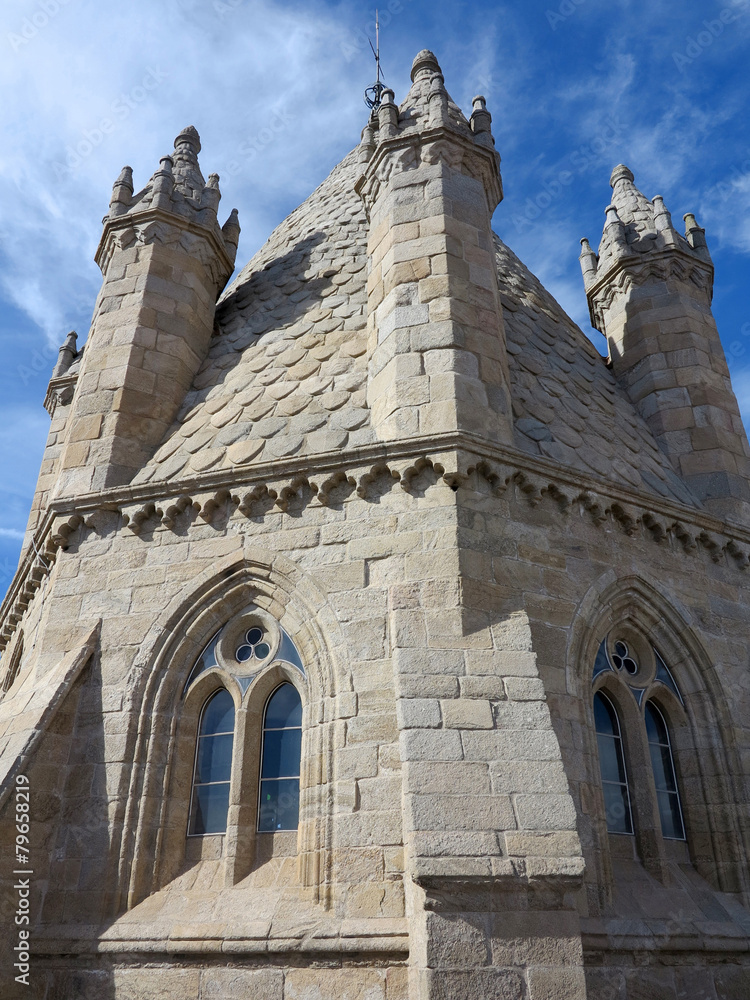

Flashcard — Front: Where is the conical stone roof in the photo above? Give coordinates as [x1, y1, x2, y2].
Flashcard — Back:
[131, 148, 697, 508]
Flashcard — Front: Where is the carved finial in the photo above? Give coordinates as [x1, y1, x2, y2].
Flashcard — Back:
[199, 173, 221, 221]
[470, 94, 494, 149]
[579, 237, 598, 288]
[610, 163, 635, 188]
[683, 212, 711, 260]
[222, 208, 241, 263]
[651, 194, 679, 246]
[411, 49, 441, 81]
[52, 331, 78, 378]
[109, 165, 133, 217]
[359, 122, 376, 165]
[174, 125, 201, 154]
[427, 71, 449, 128]
[151, 155, 174, 210]
[377, 88, 399, 139]
[604, 204, 629, 256]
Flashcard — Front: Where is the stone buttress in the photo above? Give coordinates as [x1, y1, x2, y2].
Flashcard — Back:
[358, 52, 588, 1000]
[356, 49, 513, 446]
[580, 164, 750, 523]
[53, 126, 240, 495]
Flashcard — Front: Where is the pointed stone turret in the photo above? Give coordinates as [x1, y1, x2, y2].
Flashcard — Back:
[356, 49, 512, 447]
[581, 165, 750, 522]
[55, 127, 240, 494]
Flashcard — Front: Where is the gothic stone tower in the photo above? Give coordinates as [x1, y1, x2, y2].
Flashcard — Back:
[1, 50, 750, 1000]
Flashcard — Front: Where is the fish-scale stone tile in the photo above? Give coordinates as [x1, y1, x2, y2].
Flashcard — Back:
[131, 147, 700, 511]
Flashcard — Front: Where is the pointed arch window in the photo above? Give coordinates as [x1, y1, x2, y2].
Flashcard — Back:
[258, 683, 302, 832]
[645, 702, 685, 841]
[189, 688, 235, 835]
[594, 692, 633, 835]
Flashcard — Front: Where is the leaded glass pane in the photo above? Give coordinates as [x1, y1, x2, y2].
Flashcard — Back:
[596, 733, 627, 784]
[201, 689, 234, 735]
[265, 684, 303, 729]
[594, 693, 633, 835]
[645, 703, 685, 840]
[258, 778, 300, 832]
[258, 684, 302, 833]
[195, 733, 233, 784]
[190, 782, 231, 836]
[189, 689, 235, 836]
[602, 779, 633, 835]
[656, 790, 685, 841]
[261, 728, 303, 779]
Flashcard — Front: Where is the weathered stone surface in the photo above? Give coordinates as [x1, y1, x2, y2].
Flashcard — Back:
[1, 42, 749, 1000]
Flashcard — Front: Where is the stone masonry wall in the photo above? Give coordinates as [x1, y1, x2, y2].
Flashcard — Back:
[1, 459, 749, 999]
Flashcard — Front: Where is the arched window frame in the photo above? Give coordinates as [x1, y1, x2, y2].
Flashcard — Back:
[591, 635, 694, 884]
[156, 621, 308, 892]
[568, 576, 748, 905]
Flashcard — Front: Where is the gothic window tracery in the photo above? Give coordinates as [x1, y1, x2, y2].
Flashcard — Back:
[591, 632, 686, 844]
[181, 607, 306, 846]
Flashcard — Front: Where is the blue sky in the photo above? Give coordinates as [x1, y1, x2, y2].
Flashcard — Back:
[1, 0, 749, 597]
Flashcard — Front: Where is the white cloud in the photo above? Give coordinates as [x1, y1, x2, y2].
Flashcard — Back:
[0, 0, 368, 344]
[0, 528, 25, 540]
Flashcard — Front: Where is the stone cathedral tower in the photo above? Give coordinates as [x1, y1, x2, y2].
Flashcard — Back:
[1, 50, 750, 1000]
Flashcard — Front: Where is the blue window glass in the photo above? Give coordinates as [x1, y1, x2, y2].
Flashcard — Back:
[594, 693, 633, 835]
[645, 702, 685, 841]
[189, 689, 235, 835]
[258, 684, 302, 832]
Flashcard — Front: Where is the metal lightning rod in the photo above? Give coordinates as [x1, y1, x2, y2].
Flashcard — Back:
[364, 10, 385, 110]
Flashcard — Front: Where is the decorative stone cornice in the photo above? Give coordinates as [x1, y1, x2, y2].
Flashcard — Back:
[43, 372, 78, 417]
[2, 434, 749, 652]
[355, 125, 503, 219]
[95, 206, 236, 291]
[585, 245, 714, 333]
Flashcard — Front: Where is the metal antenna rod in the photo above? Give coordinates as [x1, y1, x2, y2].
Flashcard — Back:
[364, 9, 386, 110]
